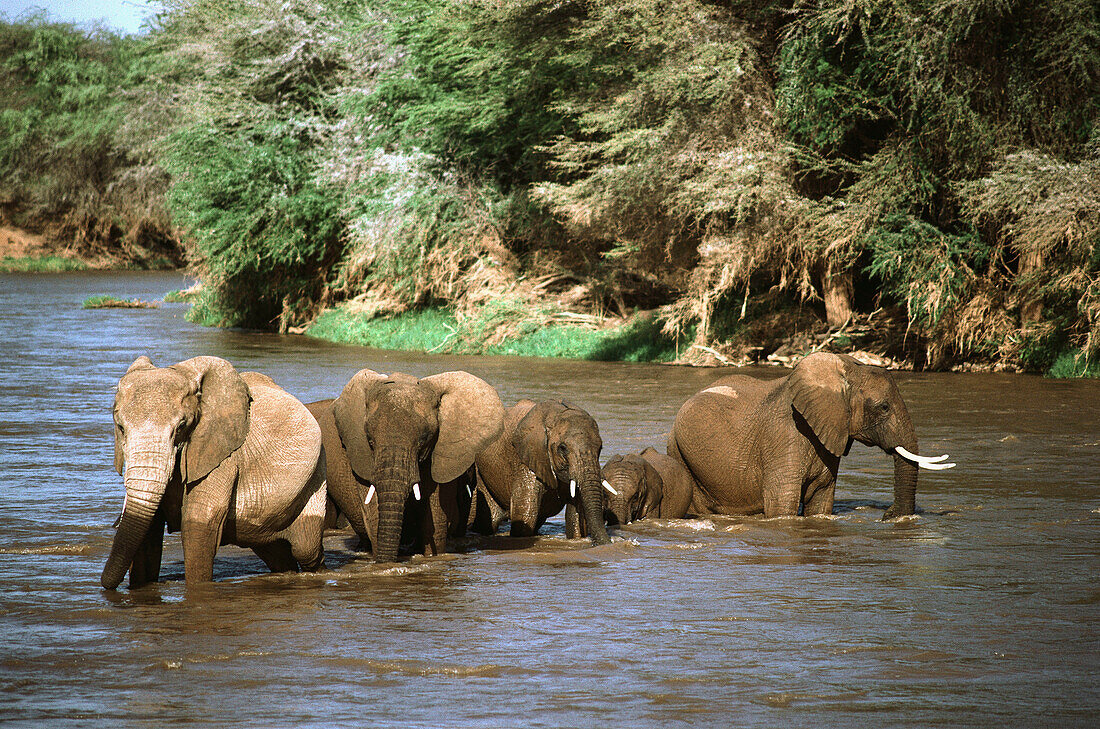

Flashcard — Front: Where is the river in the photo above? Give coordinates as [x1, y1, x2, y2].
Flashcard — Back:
[0, 271, 1097, 728]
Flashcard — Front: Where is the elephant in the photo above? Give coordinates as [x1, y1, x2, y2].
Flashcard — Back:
[667, 352, 954, 520]
[310, 369, 505, 563]
[474, 399, 613, 545]
[104, 356, 327, 590]
[601, 447, 695, 525]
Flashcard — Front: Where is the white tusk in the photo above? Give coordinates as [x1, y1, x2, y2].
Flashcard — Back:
[466, 483, 473, 498]
[895, 446, 956, 470]
[412, 483, 421, 501]
[602, 479, 619, 496]
[113, 493, 128, 528]
[569, 479, 576, 498]
[364, 485, 375, 505]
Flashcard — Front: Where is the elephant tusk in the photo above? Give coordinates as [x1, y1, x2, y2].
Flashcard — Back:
[364, 485, 376, 505]
[412, 483, 421, 501]
[569, 479, 576, 498]
[895, 446, 956, 470]
[113, 493, 128, 528]
[602, 479, 620, 496]
[466, 483, 473, 498]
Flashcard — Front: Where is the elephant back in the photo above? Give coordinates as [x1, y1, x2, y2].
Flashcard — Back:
[640, 447, 694, 519]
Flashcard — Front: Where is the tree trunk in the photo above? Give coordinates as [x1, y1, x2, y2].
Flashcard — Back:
[1018, 248, 1044, 324]
[822, 260, 854, 327]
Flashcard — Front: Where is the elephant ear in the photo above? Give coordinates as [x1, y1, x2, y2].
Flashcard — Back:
[787, 352, 852, 457]
[172, 356, 251, 484]
[332, 368, 387, 482]
[640, 458, 665, 518]
[421, 371, 505, 484]
[513, 401, 561, 488]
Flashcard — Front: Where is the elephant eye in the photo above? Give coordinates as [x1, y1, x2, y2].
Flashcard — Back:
[880, 402, 891, 413]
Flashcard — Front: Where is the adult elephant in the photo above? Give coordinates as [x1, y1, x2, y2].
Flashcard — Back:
[104, 356, 326, 590]
[475, 399, 613, 545]
[601, 447, 695, 525]
[668, 352, 954, 520]
[311, 369, 504, 563]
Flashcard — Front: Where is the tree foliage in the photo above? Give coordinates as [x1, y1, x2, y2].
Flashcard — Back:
[3, 0, 1098, 369]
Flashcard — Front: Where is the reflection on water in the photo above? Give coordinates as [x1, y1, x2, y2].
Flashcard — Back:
[1, 271, 1098, 727]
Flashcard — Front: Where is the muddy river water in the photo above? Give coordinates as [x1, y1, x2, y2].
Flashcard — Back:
[0, 271, 1097, 727]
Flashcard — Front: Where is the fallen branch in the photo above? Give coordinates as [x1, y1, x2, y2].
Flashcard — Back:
[690, 344, 736, 366]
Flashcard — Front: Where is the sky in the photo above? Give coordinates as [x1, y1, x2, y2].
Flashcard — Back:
[1, 0, 159, 35]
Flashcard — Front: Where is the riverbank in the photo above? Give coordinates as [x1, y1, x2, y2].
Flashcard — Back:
[301, 299, 1097, 377]
[0, 222, 181, 272]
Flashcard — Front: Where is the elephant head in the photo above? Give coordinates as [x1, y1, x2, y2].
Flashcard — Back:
[103, 355, 250, 589]
[514, 400, 611, 545]
[600, 453, 663, 525]
[786, 352, 953, 519]
[332, 369, 504, 563]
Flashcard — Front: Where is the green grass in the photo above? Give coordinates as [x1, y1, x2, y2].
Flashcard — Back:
[164, 287, 200, 303]
[307, 307, 461, 353]
[82, 295, 157, 309]
[0, 256, 87, 272]
[306, 304, 679, 362]
[483, 314, 678, 362]
[1046, 350, 1100, 378]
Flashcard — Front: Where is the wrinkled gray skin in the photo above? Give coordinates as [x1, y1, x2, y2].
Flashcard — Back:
[602, 447, 695, 525]
[104, 356, 326, 590]
[311, 369, 504, 563]
[475, 399, 611, 545]
[668, 352, 921, 519]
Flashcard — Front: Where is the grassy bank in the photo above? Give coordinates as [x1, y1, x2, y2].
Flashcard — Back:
[1047, 351, 1100, 379]
[306, 305, 679, 362]
[0, 256, 87, 272]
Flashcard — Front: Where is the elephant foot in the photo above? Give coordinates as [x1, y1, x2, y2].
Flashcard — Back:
[882, 502, 916, 520]
[252, 540, 299, 573]
[509, 520, 538, 538]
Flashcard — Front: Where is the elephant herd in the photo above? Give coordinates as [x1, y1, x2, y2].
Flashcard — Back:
[102, 352, 954, 590]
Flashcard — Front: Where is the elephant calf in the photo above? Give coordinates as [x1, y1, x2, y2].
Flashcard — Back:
[474, 399, 614, 545]
[104, 356, 327, 590]
[601, 447, 695, 525]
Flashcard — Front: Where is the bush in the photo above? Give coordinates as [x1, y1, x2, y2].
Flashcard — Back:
[0, 14, 178, 262]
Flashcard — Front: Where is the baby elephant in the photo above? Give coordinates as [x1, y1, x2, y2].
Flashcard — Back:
[475, 399, 612, 544]
[601, 447, 695, 525]
[104, 356, 327, 590]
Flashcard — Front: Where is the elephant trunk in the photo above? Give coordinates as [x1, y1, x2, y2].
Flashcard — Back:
[372, 445, 418, 563]
[883, 413, 919, 520]
[602, 471, 633, 525]
[101, 446, 173, 589]
[571, 453, 611, 545]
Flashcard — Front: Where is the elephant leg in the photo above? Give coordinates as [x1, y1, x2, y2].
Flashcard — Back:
[128, 508, 166, 589]
[324, 446, 372, 543]
[280, 473, 327, 571]
[470, 480, 507, 535]
[421, 484, 450, 557]
[761, 467, 801, 518]
[802, 474, 837, 517]
[180, 466, 235, 584]
[252, 540, 298, 573]
[565, 503, 587, 539]
[509, 470, 543, 538]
